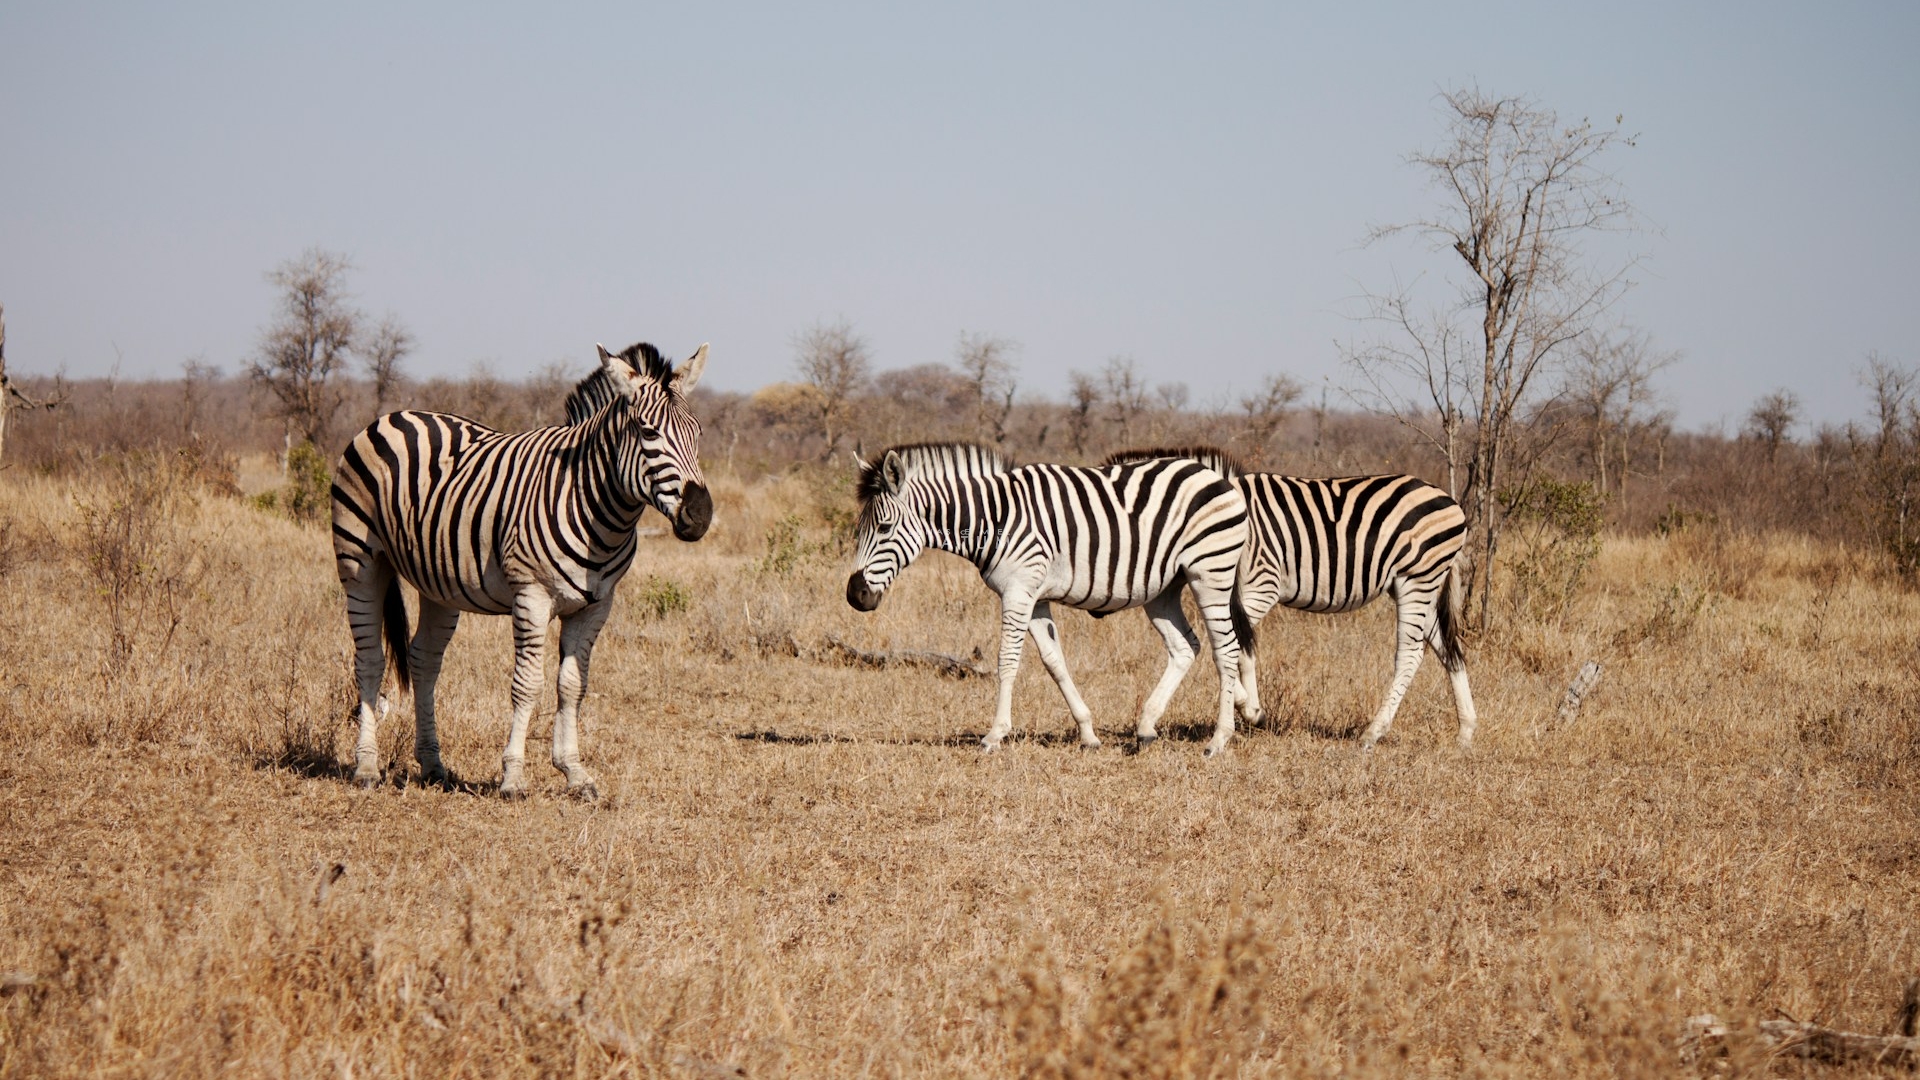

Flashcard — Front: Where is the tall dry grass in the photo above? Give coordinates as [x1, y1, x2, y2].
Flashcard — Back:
[2, 458, 1919, 1077]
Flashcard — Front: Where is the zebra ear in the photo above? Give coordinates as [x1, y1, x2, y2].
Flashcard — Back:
[880, 449, 905, 493]
[597, 343, 641, 399]
[675, 343, 708, 394]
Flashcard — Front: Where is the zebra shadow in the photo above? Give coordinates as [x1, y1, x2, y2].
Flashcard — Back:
[736, 728, 1119, 750]
[256, 745, 357, 782]
[1246, 708, 1368, 743]
[252, 748, 486, 795]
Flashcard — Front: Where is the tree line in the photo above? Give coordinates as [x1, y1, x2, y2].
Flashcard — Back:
[3, 87, 1913, 622]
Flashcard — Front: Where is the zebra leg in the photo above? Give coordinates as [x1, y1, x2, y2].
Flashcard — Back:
[1236, 590, 1277, 727]
[1359, 589, 1436, 750]
[1135, 587, 1199, 749]
[551, 598, 613, 801]
[982, 592, 1037, 752]
[499, 588, 555, 799]
[407, 597, 462, 786]
[1187, 577, 1245, 759]
[1026, 601, 1099, 748]
[1432, 636, 1478, 750]
[342, 559, 393, 788]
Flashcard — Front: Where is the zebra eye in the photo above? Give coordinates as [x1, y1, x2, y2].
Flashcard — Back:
[638, 423, 661, 441]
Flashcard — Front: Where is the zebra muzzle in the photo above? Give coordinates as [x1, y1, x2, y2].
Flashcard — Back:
[673, 483, 713, 541]
[846, 572, 882, 612]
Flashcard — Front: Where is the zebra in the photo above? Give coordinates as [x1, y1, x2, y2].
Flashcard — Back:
[330, 341, 713, 799]
[1105, 447, 1477, 748]
[844, 443, 1262, 756]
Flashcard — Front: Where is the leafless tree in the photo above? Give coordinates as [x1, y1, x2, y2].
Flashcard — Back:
[0, 303, 71, 464]
[955, 332, 1018, 445]
[1238, 373, 1304, 467]
[793, 319, 872, 461]
[1346, 87, 1638, 626]
[1101, 357, 1149, 446]
[247, 249, 361, 449]
[179, 358, 222, 439]
[1744, 388, 1801, 465]
[1565, 327, 1676, 503]
[1066, 370, 1102, 457]
[364, 314, 414, 415]
[1854, 353, 1920, 572]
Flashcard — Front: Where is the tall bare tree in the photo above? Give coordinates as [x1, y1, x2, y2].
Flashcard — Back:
[1347, 88, 1637, 626]
[248, 249, 361, 449]
[955, 332, 1018, 445]
[1854, 353, 1920, 572]
[1565, 327, 1675, 502]
[1101, 357, 1149, 446]
[1238, 373, 1304, 467]
[364, 314, 414, 415]
[1066, 370, 1102, 457]
[793, 319, 872, 462]
[1745, 388, 1801, 465]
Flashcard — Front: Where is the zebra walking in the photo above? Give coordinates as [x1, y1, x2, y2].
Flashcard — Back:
[1107, 448, 1477, 748]
[845, 443, 1262, 756]
[330, 341, 713, 799]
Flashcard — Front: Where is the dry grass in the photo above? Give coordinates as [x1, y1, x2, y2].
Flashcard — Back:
[3, 458, 1919, 1078]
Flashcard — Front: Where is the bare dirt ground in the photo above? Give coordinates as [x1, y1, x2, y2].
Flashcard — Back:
[3, 460, 1918, 1077]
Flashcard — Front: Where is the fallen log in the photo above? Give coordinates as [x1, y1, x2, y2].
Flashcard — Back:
[1556, 660, 1604, 726]
[821, 634, 991, 680]
[1684, 1007, 1920, 1068]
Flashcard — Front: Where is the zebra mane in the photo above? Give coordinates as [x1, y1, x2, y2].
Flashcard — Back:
[563, 343, 674, 425]
[1102, 446, 1244, 478]
[857, 441, 1012, 505]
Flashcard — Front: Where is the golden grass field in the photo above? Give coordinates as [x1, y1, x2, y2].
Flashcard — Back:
[3, 456, 1919, 1077]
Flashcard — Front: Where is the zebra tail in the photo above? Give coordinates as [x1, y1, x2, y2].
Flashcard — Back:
[1230, 584, 1257, 658]
[383, 577, 412, 694]
[1435, 566, 1466, 669]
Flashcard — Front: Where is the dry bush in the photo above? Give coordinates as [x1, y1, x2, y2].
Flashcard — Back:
[70, 452, 214, 671]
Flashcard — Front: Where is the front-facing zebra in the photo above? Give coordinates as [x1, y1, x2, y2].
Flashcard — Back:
[1107, 448, 1477, 748]
[331, 341, 712, 798]
[846, 443, 1261, 756]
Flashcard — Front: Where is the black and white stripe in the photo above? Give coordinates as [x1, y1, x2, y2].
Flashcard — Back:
[1108, 447, 1477, 748]
[330, 341, 713, 798]
[846, 443, 1261, 756]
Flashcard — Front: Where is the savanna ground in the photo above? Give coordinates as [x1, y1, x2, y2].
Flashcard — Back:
[2, 454, 1918, 1078]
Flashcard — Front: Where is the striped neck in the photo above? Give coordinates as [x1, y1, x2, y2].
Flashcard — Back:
[907, 472, 1006, 567]
[569, 401, 650, 532]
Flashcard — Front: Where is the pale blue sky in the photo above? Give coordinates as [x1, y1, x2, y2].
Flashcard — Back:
[3, 2, 1915, 431]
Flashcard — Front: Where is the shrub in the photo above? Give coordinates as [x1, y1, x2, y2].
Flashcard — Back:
[633, 575, 691, 620]
[1500, 476, 1606, 622]
[755, 514, 817, 577]
[72, 453, 208, 666]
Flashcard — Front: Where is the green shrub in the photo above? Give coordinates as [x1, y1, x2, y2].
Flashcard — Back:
[1499, 476, 1605, 622]
[633, 574, 691, 619]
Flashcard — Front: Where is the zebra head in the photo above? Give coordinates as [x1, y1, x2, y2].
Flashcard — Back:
[846, 449, 927, 612]
[593, 341, 713, 542]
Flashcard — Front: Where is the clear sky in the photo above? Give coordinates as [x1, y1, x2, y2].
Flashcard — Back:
[3, 2, 1915, 432]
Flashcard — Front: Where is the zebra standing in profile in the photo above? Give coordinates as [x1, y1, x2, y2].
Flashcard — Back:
[845, 443, 1262, 756]
[1106, 447, 1476, 749]
[330, 341, 713, 799]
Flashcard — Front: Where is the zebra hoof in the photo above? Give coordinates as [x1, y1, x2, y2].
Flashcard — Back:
[1134, 734, 1157, 753]
[1078, 738, 1102, 751]
[567, 781, 600, 803]
[498, 782, 529, 801]
[354, 774, 381, 791]
[1203, 743, 1227, 759]
[979, 739, 1001, 754]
